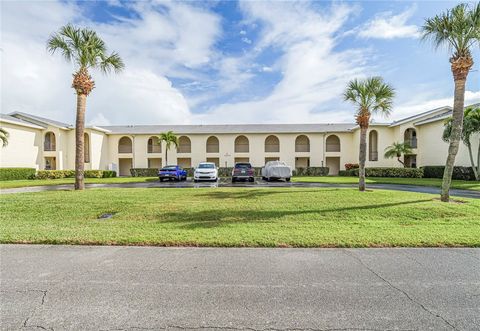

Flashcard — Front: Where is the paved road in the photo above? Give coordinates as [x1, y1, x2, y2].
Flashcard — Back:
[1, 245, 479, 330]
[1, 178, 479, 198]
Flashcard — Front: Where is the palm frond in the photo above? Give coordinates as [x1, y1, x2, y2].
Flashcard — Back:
[0, 127, 9, 147]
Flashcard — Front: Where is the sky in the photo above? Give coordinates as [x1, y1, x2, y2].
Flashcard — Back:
[1, 0, 479, 126]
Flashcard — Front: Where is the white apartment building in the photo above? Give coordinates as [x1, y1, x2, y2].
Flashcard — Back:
[0, 105, 478, 176]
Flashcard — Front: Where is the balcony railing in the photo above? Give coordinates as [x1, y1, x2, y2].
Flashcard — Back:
[369, 151, 378, 161]
[44, 143, 56, 151]
[147, 145, 162, 153]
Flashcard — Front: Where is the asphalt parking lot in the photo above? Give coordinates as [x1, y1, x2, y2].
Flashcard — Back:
[2, 177, 480, 198]
[1, 245, 479, 330]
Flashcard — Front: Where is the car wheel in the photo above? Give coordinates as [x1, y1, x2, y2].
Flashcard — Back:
[232, 178, 236, 183]
[159, 178, 163, 182]
[286, 177, 291, 182]
[194, 179, 198, 183]
[249, 177, 254, 182]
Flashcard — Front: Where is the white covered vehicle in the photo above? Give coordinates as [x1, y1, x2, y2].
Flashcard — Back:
[261, 161, 292, 182]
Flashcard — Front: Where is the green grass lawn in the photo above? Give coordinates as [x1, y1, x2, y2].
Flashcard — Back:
[292, 176, 480, 191]
[1, 187, 479, 247]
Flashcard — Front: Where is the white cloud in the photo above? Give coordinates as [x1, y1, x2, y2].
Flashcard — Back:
[357, 6, 420, 39]
[0, 0, 220, 125]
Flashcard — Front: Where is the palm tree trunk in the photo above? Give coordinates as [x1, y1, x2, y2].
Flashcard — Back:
[477, 139, 480, 181]
[397, 157, 405, 166]
[165, 147, 168, 166]
[467, 143, 479, 180]
[358, 126, 367, 191]
[441, 78, 466, 201]
[75, 93, 86, 190]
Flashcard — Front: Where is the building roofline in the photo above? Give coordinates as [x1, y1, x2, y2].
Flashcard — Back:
[389, 106, 452, 127]
[8, 111, 73, 130]
[0, 114, 45, 129]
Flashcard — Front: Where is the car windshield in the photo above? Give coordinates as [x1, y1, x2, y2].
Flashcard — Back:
[198, 164, 215, 169]
[161, 167, 177, 171]
[235, 163, 251, 169]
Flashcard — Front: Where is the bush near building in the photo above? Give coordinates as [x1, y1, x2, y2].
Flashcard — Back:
[34, 170, 116, 179]
[339, 167, 423, 178]
[422, 166, 476, 181]
[0, 168, 36, 181]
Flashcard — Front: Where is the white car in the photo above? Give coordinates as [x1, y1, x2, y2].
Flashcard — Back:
[261, 161, 292, 182]
[194, 162, 218, 182]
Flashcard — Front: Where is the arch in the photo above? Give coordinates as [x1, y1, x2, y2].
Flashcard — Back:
[368, 130, 378, 161]
[265, 135, 280, 153]
[326, 134, 340, 152]
[295, 135, 310, 153]
[147, 136, 162, 153]
[84, 133, 90, 163]
[177, 136, 191, 153]
[44, 131, 56, 151]
[206, 136, 219, 153]
[118, 136, 132, 153]
[234, 135, 249, 153]
[404, 128, 417, 148]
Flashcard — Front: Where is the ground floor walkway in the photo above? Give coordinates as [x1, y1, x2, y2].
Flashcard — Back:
[1, 245, 479, 330]
[1, 178, 479, 199]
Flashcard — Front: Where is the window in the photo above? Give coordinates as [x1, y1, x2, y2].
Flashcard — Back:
[177, 136, 191, 153]
[404, 128, 417, 148]
[118, 136, 132, 153]
[326, 135, 340, 152]
[234, 135, 249, 153]
[44, 132, 56, 151]
[295, 135, 310, 152]
[147, 136, 162, 153]
[368, 130, 378, 161]
[265, 135, 280, 152]
[206, 136, 219, 153]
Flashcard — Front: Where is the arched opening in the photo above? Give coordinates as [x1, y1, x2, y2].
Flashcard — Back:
[404, 128, 417, 148]
[118, 136, 132, 153]
[177, 136, 191, 153]
[147, 136, 162, 153]
[206, 136, 219, 153]
[368, 130, 378, 161]
[235, 135, 249, 153]
[295, 135, 310, 152]
[265, 135, 280, 153]
[326, 135, 340, 152]
[84, 133, 90, 163]
[44, 131, 56, 151]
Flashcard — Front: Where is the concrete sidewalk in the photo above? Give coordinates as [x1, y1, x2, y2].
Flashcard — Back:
[1, 245, 479, 330]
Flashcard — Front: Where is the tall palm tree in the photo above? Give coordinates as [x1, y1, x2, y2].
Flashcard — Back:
[443, 106, 480, 180]
[344, 77, 395, 191]
[384, 142, 413, 167]
[0, 128, 9, 147]
[47, 24, 124, 190]
[158, 131, 178, 166]
[421, 3, 480, 201]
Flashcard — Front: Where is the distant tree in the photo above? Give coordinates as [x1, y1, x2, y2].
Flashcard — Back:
[421, 3, 480, 200]
[47, 24, 124, 190]
[384, 142, 413, 167]
[158, 131, 178, 166]
[344, 77, 395, 191]
[0, 128, 9, 147]
[443, 106, 480, 180]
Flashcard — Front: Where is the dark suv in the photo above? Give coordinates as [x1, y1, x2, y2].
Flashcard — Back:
[232, 163, 255, 182]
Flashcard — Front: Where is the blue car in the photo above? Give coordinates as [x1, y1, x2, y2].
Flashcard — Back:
[158, 165, 187, 182]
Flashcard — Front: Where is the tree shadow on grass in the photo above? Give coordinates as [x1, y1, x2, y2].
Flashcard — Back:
[157, 198, 432, 229]
[194, 188, 352, 200]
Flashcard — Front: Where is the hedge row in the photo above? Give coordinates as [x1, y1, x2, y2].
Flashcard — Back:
[339, 167, 424, 178]
[422, 166, 475, 181]
[0, 168, 36, 181]
[292, 167, 329, 176]
[34, 170, 116, 179]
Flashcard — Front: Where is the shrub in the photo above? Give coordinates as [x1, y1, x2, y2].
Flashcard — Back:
[344, 163, 359, 171]
[130, 168, 158, 177]
[0, 168, 36, 181]
[422, 166, 475, 181]
[293, 167, 329, 176]
[34, 170, 116, 179]
[339, 167, 423, 178]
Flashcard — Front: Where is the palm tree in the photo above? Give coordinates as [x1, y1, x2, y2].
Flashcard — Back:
[0, 128, 9, 147]
[443, 106, 480, 180]
[158, 131, 178, 166]
[421, 3, 480, 201]
[344, 77, 395, 191]
[47, 25, 124, 190]
[384, 142, 413, 167]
